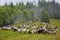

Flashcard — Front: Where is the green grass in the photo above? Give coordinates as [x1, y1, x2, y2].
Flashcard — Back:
[0, 19, 60, 40]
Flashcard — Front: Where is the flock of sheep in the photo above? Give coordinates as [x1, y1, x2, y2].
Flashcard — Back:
[0, 22, 58, 34]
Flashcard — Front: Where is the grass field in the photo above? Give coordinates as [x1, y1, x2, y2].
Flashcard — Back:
[0, 19, 60, 40]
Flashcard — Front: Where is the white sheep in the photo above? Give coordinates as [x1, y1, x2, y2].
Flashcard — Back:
[6, 27, 11, 30]
[22, 28, 26, 32]
[31, 28, 37, 34]
[12, 26, 18, 31]
[0, 27, 2, 30]
[2, 26, 7, 30]
[17, 28, 21, 32]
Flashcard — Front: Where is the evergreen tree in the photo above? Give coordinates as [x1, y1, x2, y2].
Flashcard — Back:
[41, 10, 50, 23]
[10, 2, 14, 8]
[5, 2, 7, 6]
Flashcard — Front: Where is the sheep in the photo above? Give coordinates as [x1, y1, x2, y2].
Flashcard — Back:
[17, 26, 22, 32]
[26, 25, 30, 28]
[2, 25, 12, 30]
[31, 25, 36, 28]
[31, 28, 37, 34]
[45, 23, 49, 28]
[12, 26, 18, 31]
[6, 27, 11, 30]
[0, 27, 2, 30]
[2, 26, 8, 30]
[21, 27, 27, 33]
[47, 26, 58, 34]
[37, 28, 44, 33]
[17, 28, 21, 32]
[47, 30, 57, 34]
[22, 24, 26, 27]
[7, 25, 12, 30]
[37, 26, 47, 33]
[43, 26, 47, 32]
[26, 29, 31, 33]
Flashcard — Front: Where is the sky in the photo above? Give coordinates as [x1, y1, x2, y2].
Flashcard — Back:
[0, 0, 60, 6]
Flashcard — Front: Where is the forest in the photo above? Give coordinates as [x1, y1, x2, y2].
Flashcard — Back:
[0, 0, 60, 26]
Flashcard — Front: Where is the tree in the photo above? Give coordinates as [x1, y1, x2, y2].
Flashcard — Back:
[41, 10, 50, 23]
[5, 2, 7, 6]
[0, 7, 10, 26]
[26, 2, 34, 9]
[38, 0, 41, 6]
[10, 2, 14, 8]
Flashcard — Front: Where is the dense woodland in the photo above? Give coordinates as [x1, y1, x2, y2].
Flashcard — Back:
[0, 0, 60, 26]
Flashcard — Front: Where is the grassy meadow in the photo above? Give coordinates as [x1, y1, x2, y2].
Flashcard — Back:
[0, 19, 60, 40]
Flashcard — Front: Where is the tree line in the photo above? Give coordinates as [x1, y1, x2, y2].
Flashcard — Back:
[0, 0, 60, 26]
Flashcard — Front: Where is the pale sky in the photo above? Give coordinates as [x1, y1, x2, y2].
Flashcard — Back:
[0, 0, 60, 5]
